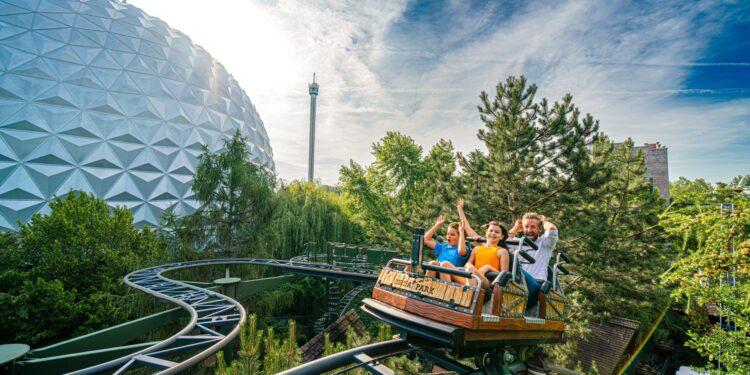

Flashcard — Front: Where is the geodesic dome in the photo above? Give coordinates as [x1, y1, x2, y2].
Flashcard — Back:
[0, 0, 274, 230]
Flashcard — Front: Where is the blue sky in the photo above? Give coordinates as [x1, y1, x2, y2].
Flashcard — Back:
[130, 0, 749, 185]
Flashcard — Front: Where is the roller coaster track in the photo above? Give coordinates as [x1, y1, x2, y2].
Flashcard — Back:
[68, 258, 377, 375]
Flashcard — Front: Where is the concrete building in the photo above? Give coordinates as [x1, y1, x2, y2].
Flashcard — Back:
[634, 143, 670, 203]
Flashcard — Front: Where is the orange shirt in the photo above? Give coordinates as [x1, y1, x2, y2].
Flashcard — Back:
[473, 246, 501, 270]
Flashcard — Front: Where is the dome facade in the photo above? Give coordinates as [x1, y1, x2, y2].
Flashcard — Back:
[0, 0, 274, 230]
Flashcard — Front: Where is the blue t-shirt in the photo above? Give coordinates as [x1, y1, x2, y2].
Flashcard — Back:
[433, 242, 471, 267]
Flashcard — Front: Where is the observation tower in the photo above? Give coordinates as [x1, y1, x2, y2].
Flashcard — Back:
[308, 74, 319, 182]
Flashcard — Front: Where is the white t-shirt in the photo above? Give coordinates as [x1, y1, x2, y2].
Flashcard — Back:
[510, 230, 558, 280]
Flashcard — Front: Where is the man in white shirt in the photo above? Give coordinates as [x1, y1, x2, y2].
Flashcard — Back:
[508, 212, 559, 282]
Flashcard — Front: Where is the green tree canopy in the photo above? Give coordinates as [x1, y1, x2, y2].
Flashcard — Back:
[339, 75, 670, 368]
[0, 191, 167, 345]
[662, 181, 750, 374]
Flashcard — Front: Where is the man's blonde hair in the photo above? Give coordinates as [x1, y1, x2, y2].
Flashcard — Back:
[522, 212, 542, 224]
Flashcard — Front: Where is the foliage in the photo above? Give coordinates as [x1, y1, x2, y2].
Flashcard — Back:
[339, 132, 452, 247]
[166, 130, 362, 264]
[318, 325, 421, 375]
[215, 314, 301, 375]
[0, 191, 169, 346]
[189, 130, 276, 256]
[661, 179, 750, 374]
[251, 277, 327, 341]
[339, 75, 671, 368]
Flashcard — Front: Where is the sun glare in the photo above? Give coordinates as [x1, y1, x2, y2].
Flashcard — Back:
[129, 0, 298, 99]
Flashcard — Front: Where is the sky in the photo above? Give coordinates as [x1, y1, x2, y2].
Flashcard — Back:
[128, 0, 750, 185]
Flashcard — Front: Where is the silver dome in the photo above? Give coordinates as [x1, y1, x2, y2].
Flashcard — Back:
[0, 0, 274, 229]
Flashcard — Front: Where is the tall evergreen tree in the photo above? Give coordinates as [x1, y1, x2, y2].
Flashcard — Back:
[339, 76, 671, 369]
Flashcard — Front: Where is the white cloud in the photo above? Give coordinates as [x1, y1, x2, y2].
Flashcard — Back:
[129, 0, 748, 184]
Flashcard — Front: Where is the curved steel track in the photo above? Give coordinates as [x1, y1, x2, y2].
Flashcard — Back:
[68, 258, 377, 375]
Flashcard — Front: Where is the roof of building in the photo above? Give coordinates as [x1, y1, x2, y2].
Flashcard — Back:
[576, 316, 641, 375]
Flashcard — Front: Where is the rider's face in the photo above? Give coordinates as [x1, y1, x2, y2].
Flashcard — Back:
[522, 219, 541, 240]
[485, 224, 504, 245]
[445, 227, 459, 246]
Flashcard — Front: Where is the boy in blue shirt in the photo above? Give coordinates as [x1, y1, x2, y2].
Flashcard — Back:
[423, 199, 479, 283]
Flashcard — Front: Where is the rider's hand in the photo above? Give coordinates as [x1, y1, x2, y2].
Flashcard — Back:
[436, 215, 446, 225]
[456, 198, 464, 210]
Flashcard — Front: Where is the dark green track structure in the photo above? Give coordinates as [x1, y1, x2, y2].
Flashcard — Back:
[9, 245, 394, 375]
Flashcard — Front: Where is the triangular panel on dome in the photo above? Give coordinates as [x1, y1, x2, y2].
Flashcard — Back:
[25, 135, 77, 165]
[0, 209, 17, 231]
[79, 0, 115, 19]
[110, 72, 145, 94]
[139, 40, 167, 60]
[1, 119, 47, 134]
[73, 11, 108, 32]
[58, 131, 105, 164]
[0, 12, 34, 29]
[36, 0, 78, 14]
[167, 174, 194, 198]
[0, 21, 27, 42]
[87, 93, 125, 116]
[103, 33, 133, 54]
[81, 166, 123, 197]
[52, 169, 95, 199]
[130, 145, 165, 171]
[109, 140, 145, 168]
[142, 26, 169, 46]
[2, 30, 37, 53]
[145, 96, 175, 119]
[34, 26, 72, 44]
[0, 44, 37, 71]
[138, 203, 161, 228]
[0, 199, 46, 227]
[30, 101, 79, 131]
[0, 165, 44, 199]
[0, 128, 48, 160]
[82, 157, 121, 170]
[178, 102, 203, 124]
[112, 33, 140, 53]
[167, 150, 196, 176]
[129, 117, 161, 144]
[70, 44, 103, 66]
[71, 29, 109, 47]
[158, 75, 185, 97]
[0, 137, 19, 162]
[35, 82, 80, 108]
[43, 44, 86, 65]
[89, 66, 120, 89]
[183, 127, 209, 152]
[153, 136, 178, 149]
[9, 57, 57, 80]
[111, 20, 142, 39]
[80, 14, 113, 32]
[25, 162, 75, 197]
[62, 67, 105, 90]
[0, 1, 33, 16]
[131, 172, 164, 201]
[33, 12, 71, 31]
[0, 100, 26, 124]
[128, 70, 161, 95]
[105, 173, 144, 201]
[30, 32, 68, 56]
[68, 28, 103, 48]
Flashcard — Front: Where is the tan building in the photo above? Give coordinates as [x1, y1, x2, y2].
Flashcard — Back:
[634, 143, 670, 204]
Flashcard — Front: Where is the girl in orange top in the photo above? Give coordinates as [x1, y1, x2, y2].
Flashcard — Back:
[461, 220, 510, 289]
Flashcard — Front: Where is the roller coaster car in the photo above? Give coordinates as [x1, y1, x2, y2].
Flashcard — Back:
[361, 228, 573, 357]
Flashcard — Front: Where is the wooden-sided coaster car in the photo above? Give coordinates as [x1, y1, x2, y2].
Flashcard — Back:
[361, 230, 570, 356]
